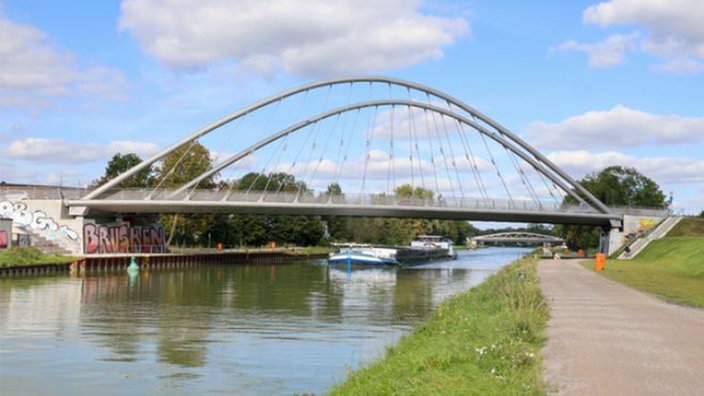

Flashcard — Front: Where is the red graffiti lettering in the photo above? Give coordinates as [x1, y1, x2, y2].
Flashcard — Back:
[83, 224, 99, 254]
[129, 227, 141, 253]
[98, 226, 111, 253]
[118, 224, 128, 253]
[83, 223, 165, 254]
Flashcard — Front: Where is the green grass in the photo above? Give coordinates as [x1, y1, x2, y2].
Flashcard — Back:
[595, 237, 704, 307]
[592, 217, 704, 308]
[666, 217, 704, 237]
[0, 247, 77, 267]
[327, 257, 548, 396]
[282, 246, 332, 256]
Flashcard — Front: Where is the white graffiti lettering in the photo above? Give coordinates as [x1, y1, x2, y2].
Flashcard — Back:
[0, 199, 80, 250]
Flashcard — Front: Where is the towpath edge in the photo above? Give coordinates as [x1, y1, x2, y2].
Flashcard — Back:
[538, 259, 704, 396]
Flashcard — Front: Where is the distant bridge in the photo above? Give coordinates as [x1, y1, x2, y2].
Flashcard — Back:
[469, 232, 565, 246]
[64, 76, 622, 229]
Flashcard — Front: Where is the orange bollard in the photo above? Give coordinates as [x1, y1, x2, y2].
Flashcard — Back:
[594, 253, 606, 271]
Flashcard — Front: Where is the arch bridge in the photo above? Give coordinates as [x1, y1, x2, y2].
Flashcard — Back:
[67, 76, 622, 229]
[470, 232, 565, 246]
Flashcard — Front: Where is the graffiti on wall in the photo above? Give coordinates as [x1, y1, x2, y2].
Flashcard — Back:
[83, 223, 165, 254]
[0, 217, 10, 249]
[622, 217, 658, 243]
[0, 199, 80, 251]
[18, 234, 30, 247]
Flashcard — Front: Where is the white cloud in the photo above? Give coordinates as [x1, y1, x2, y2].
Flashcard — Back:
[675, 186, 703, 215]
[527, 105, 704, 150]
[550, 33, 637, 68]
[547, 150, 704, 185]
[118, 0, 468, 77]
[552, 0, 704, 73]
[2, 138, 159, 164]
[370, 106, 463, 140]
[265, 149, 490, 181]
[270, 158, 338, 177]
[0, 15, 128, 109]
[651, 56, 704, 74]
[546, 149, 704, 214]
[583, 0, 704, 57]
[107, 141, 161, 156]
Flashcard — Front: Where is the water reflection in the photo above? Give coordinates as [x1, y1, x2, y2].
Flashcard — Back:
[0, 247, 530, 395]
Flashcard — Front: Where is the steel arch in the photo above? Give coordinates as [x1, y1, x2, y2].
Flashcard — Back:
[83, 76, 611, 216]
[170, 99, 594, 209]
[471, 232, 565, 244]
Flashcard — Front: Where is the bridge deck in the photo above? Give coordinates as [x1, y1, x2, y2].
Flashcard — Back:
[67, 191, 621, 227]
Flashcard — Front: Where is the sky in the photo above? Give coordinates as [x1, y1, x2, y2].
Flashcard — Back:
[1, 0, 703, 217]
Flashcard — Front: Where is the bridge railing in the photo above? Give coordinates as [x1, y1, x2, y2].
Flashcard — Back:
[0, 185, 88, 200]
[607, 206, 670, 217]
[54, 187, 594, 214]
[85, 188, 608, 214]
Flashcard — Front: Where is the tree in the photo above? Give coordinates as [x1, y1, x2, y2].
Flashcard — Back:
[155, 142, 216, 246]
[156, 142, 215, 189]
[236, 172, 307, 193]
[395, 184, 434, 201]
[270, 215, 326, 246]
[558, 166, 667, 250]
[569, 165, 667, 208]
[526, 224, 554, 236]
[326, 183, 342, 195]
[328, 184, 477, 246]
[322, 183, 350, 241]
[93, 153, 154, 188]
[204, 214, 237, 248]
[207, 172, 326, 248]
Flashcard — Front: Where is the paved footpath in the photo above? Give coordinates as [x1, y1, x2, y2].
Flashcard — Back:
[538, 259, 704, 396]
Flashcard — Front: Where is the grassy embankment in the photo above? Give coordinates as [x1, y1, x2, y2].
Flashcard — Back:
[0, 247, 76, 267]
[594, 217, 704, 308]
[327, 256, 548, 396]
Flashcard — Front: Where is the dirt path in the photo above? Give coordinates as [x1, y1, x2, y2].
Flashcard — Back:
[538, 259, 704, 396]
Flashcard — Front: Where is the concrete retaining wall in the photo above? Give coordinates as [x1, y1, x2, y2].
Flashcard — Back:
[608, 213, 666, 255]
[0, 198, 85, 254]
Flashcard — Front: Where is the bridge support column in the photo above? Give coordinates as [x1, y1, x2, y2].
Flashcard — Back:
[606, 227, 625, 256]
[598, 230, 610, 255]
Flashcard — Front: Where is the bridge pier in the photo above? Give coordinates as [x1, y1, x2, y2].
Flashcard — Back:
[606, 213, 670, 256]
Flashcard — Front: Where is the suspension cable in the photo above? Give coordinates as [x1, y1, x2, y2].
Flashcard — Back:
[477, 120, 514, 205]
[454, 118, 487, 202]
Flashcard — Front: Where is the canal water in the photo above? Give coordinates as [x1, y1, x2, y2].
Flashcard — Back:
[0, 247, 529, 395]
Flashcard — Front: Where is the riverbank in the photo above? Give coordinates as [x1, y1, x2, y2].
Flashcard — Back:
[327, 255, 548, 395]
[0, 247, 76, 267]
[586, 217, 704, 307]
[0, 246, 329, 277]
[540, 259, 704, 395]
